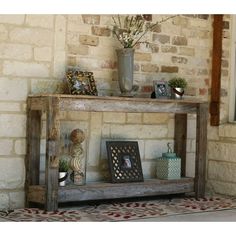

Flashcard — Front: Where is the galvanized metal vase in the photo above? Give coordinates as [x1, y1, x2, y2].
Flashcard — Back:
[171, 87, 184, 99]
[116, 48, 135, 97]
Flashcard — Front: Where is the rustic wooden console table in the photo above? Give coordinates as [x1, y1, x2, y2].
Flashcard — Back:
[26, 94, 208, 211]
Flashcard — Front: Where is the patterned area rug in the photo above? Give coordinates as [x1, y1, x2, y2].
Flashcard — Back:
[1, 196, 236, 222]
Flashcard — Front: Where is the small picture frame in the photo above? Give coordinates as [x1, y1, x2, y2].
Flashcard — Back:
[106, 141, 144, 183]
[66, 69, 98, 96]
[153, 81, 170, 99]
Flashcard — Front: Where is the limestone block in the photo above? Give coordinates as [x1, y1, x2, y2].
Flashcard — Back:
[0, 77, 28, 101]
[14, 139, 26, 155]
[0, 114, 26, 137]
[207, 125, 219, 140]
[103, 112, 125, 123]
[53, 50, 66, 78]
[79, 35, 99, 46]
[141, 160, 157, 179]
[68, 44, 89, 55]
[161, 66, 178, 73]
[208, 141, 236, 162]
[0, 158, 25, 189]
[0, 24, 8, 41]
[101, 124, 110, 138]
[179, 47, 195, 56]
[0, 193, 9, 210]
[91, 26, 111, 37]
[143, 113, 169, 124]
[165, 119, 174, 139]
[67, 20, 90, 33]
[219, 124, 236, 138]
[40, 139, 46, 155]
[126, 113, 142, 124]
[161, 46, 177, 53]
[54, 15, 66, 51]
[67, 32, 80, 44]
[186, 153, 195, 177]
[67, 111, 90, 121]
[186, 139, 195, 153]
[34, 47, 52, 61]
[172, 16, 189, 27]
[10, 27, 53, 46]
[31, 79, 64, 94]
[9, 191, 25, 209]
[82, 15, 100, 25]
[152, 34, 170, 44]
[149, 43, 159, 53]
[87, 112, 102, 166]
[187, 119, 196, 139]
[25, 15, 54, 28]
[208, 160, 236, 183]
[209, 180, 236, 196]
[0, 15, 25, 25]
[171, 56, 188, 64]
[172, 36, 188, 46]
[141, 64, 159, 73]
[190, 18, 209, 28]
[3, 61, 49, 77]
[0, 139, 13, 155]
[161, 24, 181, 35]
[0, 102, 21, 112]
[145, 139, 174, 160]
[134, 52, 151, 62]
[86, 170, 104, 183]
[110, 124, 168, 139]
[0, 43, 32, 60]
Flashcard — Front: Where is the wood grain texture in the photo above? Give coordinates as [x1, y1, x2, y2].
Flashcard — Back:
[210, 15, 223, 126]
[25, 98, 42, 207]
[58, 178, 194, 202]
[195, 103, 208, 198]
[45, 97, 60, 211]
[174, 114, 187, 177]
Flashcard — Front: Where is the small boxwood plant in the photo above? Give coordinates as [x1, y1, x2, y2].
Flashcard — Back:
[168, 77, 187, 89]
[59, 159, 69, 172]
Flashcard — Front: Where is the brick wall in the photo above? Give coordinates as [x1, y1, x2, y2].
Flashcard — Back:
[0, 14, 216, 209]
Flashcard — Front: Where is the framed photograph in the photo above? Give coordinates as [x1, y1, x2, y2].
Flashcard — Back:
[106, 141, 144, 183]
[153, 81, 170, 99]
[66, 69, 98, 96]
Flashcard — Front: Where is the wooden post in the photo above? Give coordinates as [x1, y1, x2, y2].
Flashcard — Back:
[210, 15, 223, 126]
[195, 103, 208, 198]
[45, 97, 60, 211]
[174, 113, 187, 177]
[25, 98, 42, 207]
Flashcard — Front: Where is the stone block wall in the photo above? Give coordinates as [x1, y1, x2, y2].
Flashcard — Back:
[0, 14, 215, 209]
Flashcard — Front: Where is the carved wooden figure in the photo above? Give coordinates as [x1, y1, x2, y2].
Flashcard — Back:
[69, 129, 86, 185]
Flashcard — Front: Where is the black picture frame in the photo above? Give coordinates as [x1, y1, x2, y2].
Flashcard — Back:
[153, 81, 170, 99]
[106, 141, 144, 183]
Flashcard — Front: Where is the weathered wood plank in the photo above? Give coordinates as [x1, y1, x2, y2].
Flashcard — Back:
[195, 103, 208, 198]
[29, 97, 46, 111]
[59, 98, 198, 113]
[28, 185, 45, 204]
[174, 114, 187, 177]
[210, 15, 223, 126]
[45, 97, 60, 211]
[25, 99, 41, 207]
[58, 178, 194, 202]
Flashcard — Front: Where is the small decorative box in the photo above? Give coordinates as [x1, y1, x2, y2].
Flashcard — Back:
[156, 143, 181, 180]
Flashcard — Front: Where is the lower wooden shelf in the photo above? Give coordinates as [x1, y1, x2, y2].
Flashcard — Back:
[28, 178, 194, 205]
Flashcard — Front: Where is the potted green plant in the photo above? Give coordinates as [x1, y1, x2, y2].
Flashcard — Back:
[59, 159, 69, 187]
[168, 77, 187, 99]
